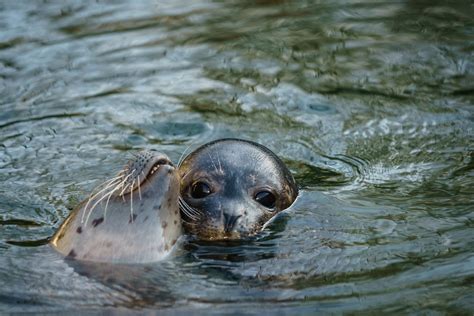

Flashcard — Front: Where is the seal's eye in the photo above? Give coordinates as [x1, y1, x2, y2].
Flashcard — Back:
[191, 182, 211, 199]
[255, 191, 276, 209]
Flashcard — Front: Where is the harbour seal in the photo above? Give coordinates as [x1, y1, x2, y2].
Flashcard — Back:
[50, 151, 182, 263]
[178, 138, 298, 240]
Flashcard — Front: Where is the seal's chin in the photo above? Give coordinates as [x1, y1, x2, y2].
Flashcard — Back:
[188, 229, 243, 241]
[182, 219, 260, 241]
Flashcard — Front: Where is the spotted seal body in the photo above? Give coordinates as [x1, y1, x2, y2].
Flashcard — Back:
[178, 138, 298, 240]
[51, 151, 182, 263]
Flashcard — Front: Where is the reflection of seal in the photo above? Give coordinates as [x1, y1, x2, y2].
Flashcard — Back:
[50, 151, 182, 263]
[178, 138, 298, 240]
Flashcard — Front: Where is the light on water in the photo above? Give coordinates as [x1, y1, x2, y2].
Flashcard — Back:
[0, 1, 473, 314]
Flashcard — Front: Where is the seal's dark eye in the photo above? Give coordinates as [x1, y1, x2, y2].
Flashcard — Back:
[255, 191, 276, 209]
[191, 182, 211, 199]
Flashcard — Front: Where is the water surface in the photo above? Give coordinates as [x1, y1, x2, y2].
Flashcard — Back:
[0, 0, 473, 314]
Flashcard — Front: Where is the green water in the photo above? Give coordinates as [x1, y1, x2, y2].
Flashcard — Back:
[0, 0, 473, 314]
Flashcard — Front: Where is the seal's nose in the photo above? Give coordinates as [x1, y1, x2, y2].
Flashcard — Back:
[223, 213, 242, 233]
[155, 158, 174, 167]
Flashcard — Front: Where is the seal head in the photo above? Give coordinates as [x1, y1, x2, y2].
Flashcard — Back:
[51, 151, 182, 263]
[179, 138, 298, 240]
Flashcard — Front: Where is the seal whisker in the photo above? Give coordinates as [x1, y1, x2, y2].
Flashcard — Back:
[84, 182, 121, 226]
[126, 168, 137, 190]
[81, 178, 122, 224]
[208, 152, 219, 174]
[178, 205, 199, 226]
[137, 175, 142, 201]
[105, 176, 126, 198]
[130, 179, 135, 222]
[178, 198, 193, 216]
[119, 179, 127, 202]
[119, 183, 131, 199]
[121, 172, 133, 187]
[103, 184, 121, 223]
[178, 197, 200, 221]
[180, 168, 194, 182]
[216, 151, 223, 174]
[85, 176, 124, 207]
[180, 217, 198, 227]
[178, 197, 198, 215]
[118, 172, 133, 201]
[178, 142, 196, 168]
[92, 175, 124, 193]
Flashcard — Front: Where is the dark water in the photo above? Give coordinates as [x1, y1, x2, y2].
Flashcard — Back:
[1, 0, 473, 314]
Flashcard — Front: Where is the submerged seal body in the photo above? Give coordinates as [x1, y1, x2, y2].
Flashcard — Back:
[178, 138, 298, 240]
[51, 151, 182, 263]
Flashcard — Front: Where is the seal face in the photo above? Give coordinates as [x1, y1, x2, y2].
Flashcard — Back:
[51, 151, 182, 263]
[178, 138, 298, 240]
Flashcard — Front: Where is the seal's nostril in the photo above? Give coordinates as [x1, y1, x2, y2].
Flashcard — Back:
[156, 159, 169, 165]
[156, 158, 174, 167]
[223, 214, 242, 232]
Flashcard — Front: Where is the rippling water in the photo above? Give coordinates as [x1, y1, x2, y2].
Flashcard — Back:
[1, 1, 473, 314]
